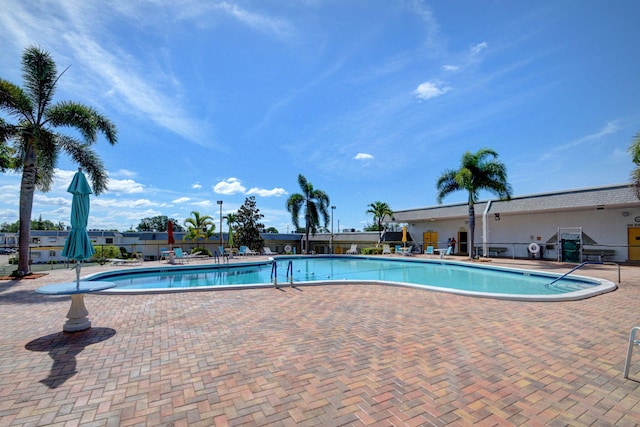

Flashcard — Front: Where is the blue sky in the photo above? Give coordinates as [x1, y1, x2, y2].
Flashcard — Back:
[1, 1, 639, 233]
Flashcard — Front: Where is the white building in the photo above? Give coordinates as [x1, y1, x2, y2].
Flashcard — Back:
[391, 184, 640, 263]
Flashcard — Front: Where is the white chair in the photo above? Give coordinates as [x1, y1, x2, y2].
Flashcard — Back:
[401, 246, 414, 256]
[263, 247, 276, 256]
[382, 244, 391, 255]
[346, 244, 358, 255]
[624, 327, 640, 378]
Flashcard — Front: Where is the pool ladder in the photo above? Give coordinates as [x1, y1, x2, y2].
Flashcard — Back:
[213, 250, 229, 264]
[271, 260, 294, 289]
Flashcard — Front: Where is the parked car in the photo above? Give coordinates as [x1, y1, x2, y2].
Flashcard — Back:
[0, 248, 16, 255]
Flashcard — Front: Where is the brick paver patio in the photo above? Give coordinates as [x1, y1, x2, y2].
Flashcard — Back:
[1, 256, 640, 426]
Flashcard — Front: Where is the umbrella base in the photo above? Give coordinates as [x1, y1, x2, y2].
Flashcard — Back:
[64, 294, 91, 332]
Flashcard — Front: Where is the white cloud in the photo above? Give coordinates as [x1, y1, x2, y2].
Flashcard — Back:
[213, 2, 295, 40]
[470, 42, 488, 55]
[173, 197, 191, 204]
[33, 194, 69, 206]
[68, 36, 211, 145]
[92, 198, 161, 209]
[442, 65, 460, 72]
[213, 178, 287, 197]
[191, 200, 213, 207]
[414, 80, 451, 100]
[192, 183, 202, 189]
[246, 187, 288, 197]
[578, 120, 621, 142]
[540, 120, 623, 160]
[214, 177, 246, 195]
[111, 169, 137, 178]
[107, 178, 146, 194]
[354, 153, 374, 160]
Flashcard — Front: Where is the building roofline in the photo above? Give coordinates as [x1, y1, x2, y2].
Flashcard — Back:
[393, 183, 634, 215]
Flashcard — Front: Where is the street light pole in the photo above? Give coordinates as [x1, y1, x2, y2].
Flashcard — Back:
[217, 200, 223, 248]
[331, 205, 336, 255]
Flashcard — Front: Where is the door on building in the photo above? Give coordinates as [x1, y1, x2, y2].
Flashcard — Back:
[628, 227, 640, 261]
[423, 232, 438, 250]
[458, 231, 468, 255]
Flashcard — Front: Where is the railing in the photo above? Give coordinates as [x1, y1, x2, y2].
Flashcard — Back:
[286, 260, 294, 287]
[271, 262, 278, 288]
[271, 260, 293, 289]
[547, 261, 603, 287]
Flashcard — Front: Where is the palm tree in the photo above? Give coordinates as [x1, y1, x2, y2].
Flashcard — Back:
[436, 148, 512, 259]
[366, 201, 393, 243]
[286, 174, 330, 254]
[184, 211, 215, 243]
[629, 131, 640, 199]
[0, 46, 117, 276]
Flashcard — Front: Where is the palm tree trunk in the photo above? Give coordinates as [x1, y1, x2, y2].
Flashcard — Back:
[305, 214, 310, 254]
[18, 143, 37, 275]
[468, 203, 475, 260]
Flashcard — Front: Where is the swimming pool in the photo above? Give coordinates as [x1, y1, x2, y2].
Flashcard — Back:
[88, 256, 616, 301]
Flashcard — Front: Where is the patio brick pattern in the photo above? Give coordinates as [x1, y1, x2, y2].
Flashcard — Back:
[1, 257, 639, 426]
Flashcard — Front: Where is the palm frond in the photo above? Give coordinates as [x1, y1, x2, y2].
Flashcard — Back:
[629, 132, 640, 165]
[0, 79, 34, 121]
[286, 193, 304, 229]
[22, 46, 57, 121]
[56, 133, 109, 194]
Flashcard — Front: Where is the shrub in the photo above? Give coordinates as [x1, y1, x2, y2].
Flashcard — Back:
[361, 247, 382, 255]
[93, 245, 121, 262]
[191, 247, 211, 257]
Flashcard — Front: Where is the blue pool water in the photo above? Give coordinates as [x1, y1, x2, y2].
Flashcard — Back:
[89, 256, 616, 301]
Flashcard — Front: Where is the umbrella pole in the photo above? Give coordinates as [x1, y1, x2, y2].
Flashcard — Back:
[75, 263, 81, 288]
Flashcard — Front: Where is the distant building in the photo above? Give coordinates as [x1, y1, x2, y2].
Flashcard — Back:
[390, 184, 640, 262]
[3, 184, 639, 263]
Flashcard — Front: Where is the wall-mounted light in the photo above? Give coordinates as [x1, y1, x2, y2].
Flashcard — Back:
[494, 213, 500, 221]
[623, 211, 630, 217]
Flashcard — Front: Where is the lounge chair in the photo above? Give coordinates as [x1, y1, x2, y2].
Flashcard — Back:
[401, 246, 414, 256]
[346, 244, 358, 255]
[395, 245, 412, 256]
[425, 246, 435, 256]
[173, 248, 188, 264]
[239, 246, 257, 256]
[108, 258, 141, 266]
[435, 246, 452, 259]
[263, 247, 276, 256]
[382, 244, 391, 255]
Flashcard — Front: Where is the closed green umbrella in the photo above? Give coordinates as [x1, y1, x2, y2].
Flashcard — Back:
[62, 169, 95, 287]
[227, 226, 234, 249]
